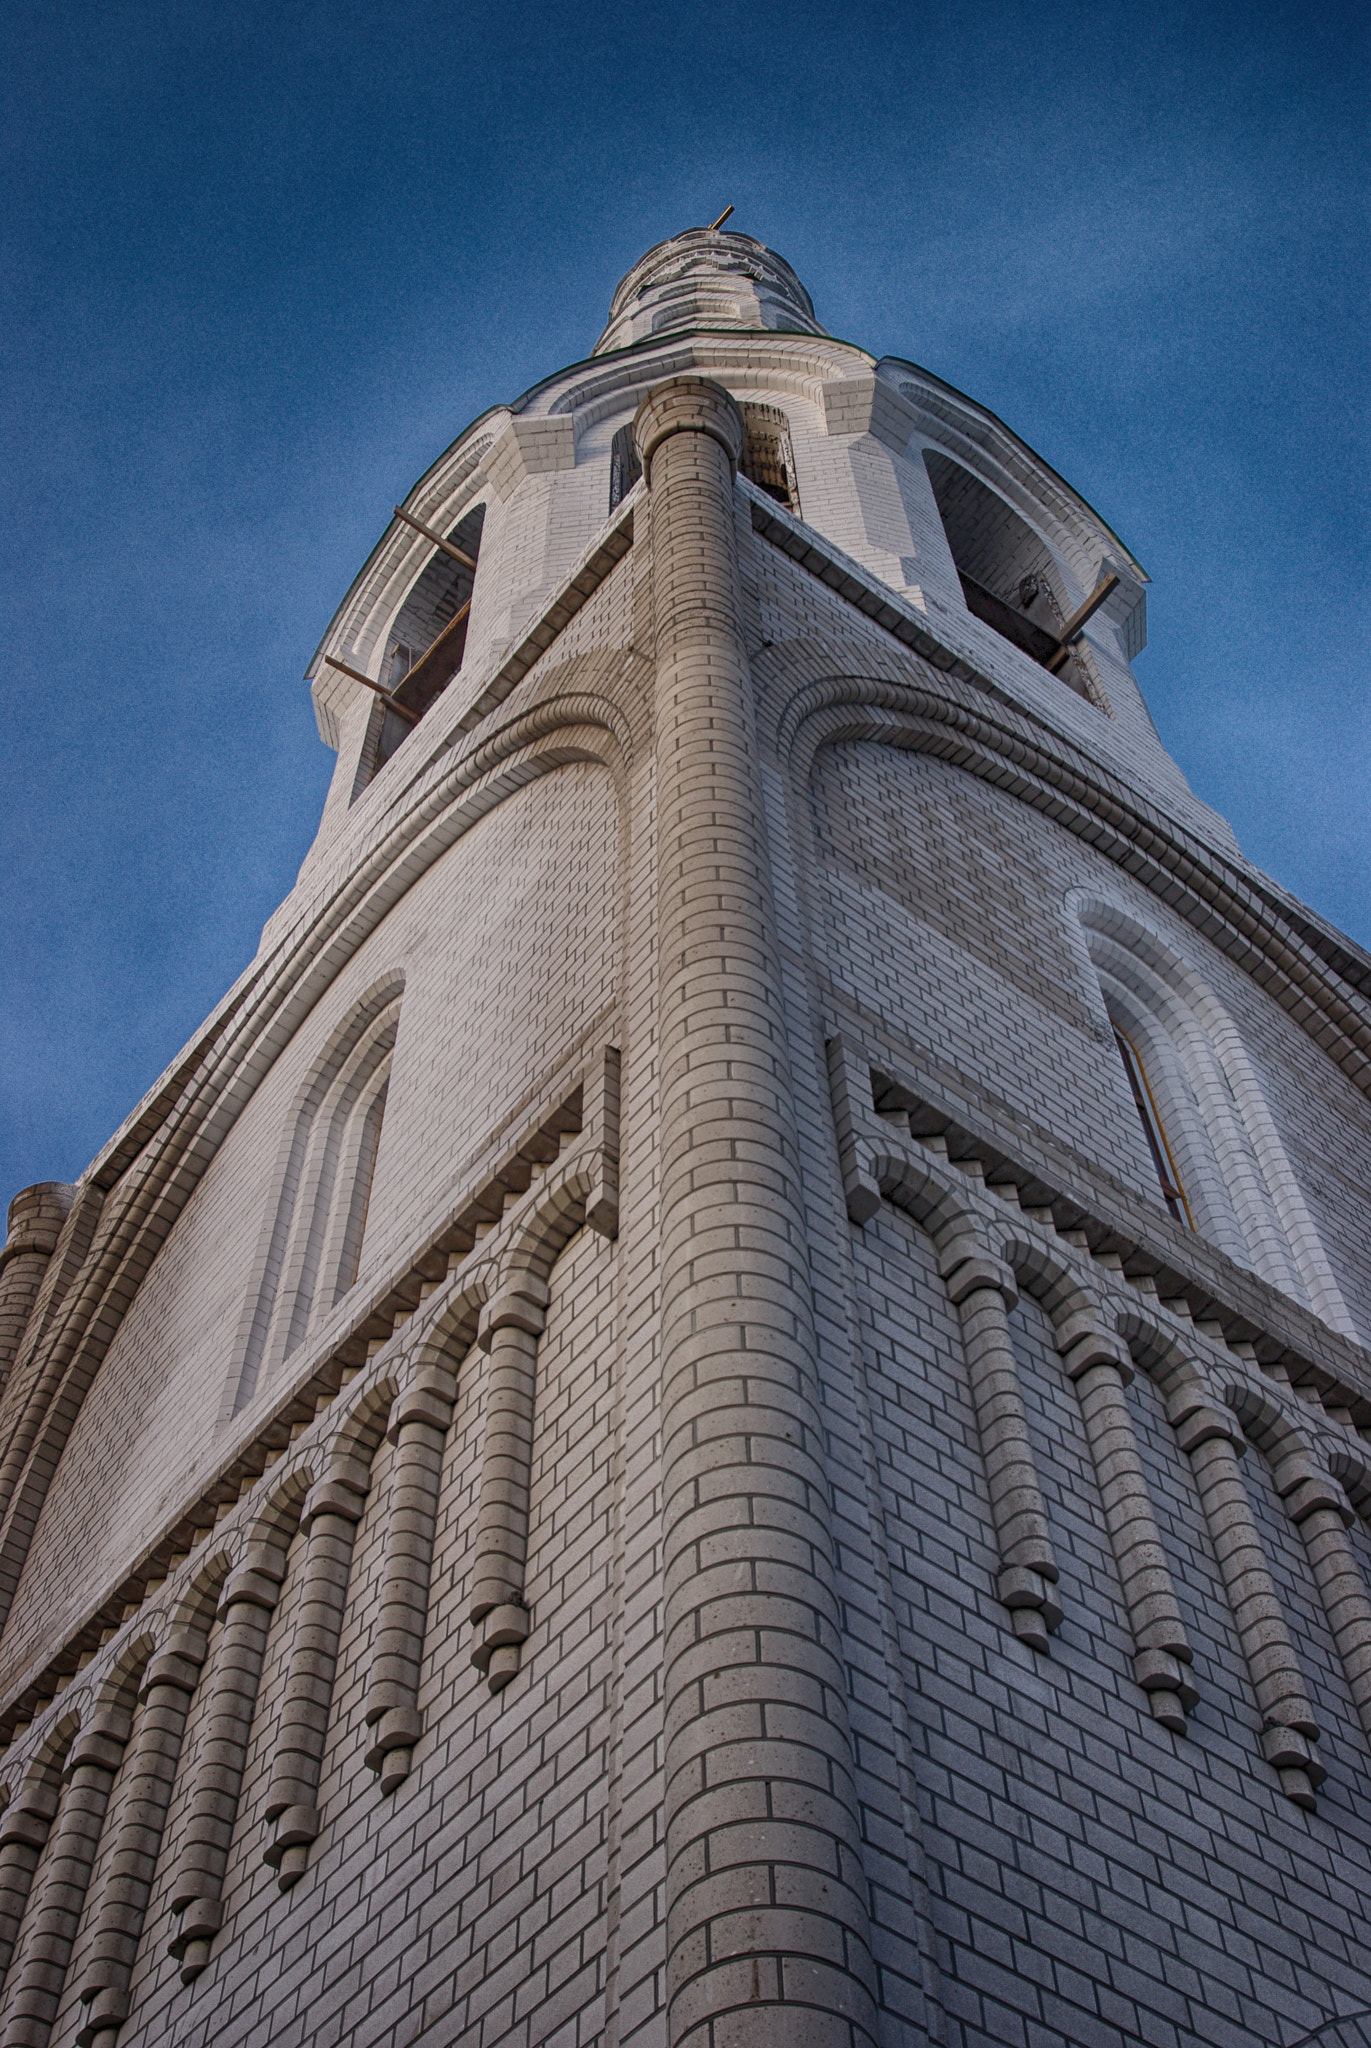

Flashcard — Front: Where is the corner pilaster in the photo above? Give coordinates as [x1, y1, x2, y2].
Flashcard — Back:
[636, 377, 879, 2048]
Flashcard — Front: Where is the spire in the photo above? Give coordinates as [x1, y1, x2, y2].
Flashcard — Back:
[593, 226, 827, 355]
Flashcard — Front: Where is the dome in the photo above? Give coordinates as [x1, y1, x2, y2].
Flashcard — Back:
[593, 226, 827, 355]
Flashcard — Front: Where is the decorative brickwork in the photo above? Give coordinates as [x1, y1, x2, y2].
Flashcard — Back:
[0, 230, 1368, 2048]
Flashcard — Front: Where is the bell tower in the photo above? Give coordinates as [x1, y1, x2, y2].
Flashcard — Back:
[0, 227, 1369, 2048]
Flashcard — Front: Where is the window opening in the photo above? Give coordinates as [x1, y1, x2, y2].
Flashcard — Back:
[1114, 1027, 1193, 1228]
[608, 424, 642, 513]
[372, 502, 486, 776]
[922, 449, 1113, 706]
[334, 1076, 387, 1299]
[740, 404, 800, 513]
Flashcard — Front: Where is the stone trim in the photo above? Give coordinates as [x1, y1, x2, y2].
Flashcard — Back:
[165, 1534, 292, 1981]
[939, 1233, 1063, 1652]
[2, 1700, 132, 2046]
[261, 1453, 371, 1883]
[361, 1367, 455, 1792]
[75, 1629, 209, 2043]
[837, 1026, 1371, 1422]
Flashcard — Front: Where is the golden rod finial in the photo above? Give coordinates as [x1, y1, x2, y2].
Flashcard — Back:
[708, 205, 734, 231]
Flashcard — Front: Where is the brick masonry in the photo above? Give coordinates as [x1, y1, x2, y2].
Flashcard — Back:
[0, 229, 1368, 2048]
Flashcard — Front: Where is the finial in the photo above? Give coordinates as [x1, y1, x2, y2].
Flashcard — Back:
[708, 205, 735, 231]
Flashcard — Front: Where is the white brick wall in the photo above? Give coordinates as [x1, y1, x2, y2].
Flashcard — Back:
[1, 248, 1368, 2048]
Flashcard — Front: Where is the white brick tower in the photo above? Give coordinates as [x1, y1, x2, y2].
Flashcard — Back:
[2, 226, 1371, 2048]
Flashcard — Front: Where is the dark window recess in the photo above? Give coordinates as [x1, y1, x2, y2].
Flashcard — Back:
[375, 502, 486, 773]
[956, 574, 1062, 666]
[609, 425, 642, 513]
[923, 449, 1105, 702]
[740, 404, 800, 513]
[1114, 1028, 1192, 1228]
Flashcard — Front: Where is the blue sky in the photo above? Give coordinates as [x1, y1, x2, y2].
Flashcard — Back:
[2, 0, 1366, 1202]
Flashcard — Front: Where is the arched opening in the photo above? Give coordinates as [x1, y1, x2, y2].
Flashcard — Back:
[364, 503, 486, 784]
[923, 449, 1104, 704]
[740, 403, 801, 513]
[608, 423, 641, 512]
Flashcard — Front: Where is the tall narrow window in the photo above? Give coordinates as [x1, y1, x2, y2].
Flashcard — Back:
[367, 502, 487, 783]
[608, 424, 642, 512]
[1075, 894, 1356, 1336]
[334, 1075, 387, 1297]
[232, 985, 402, 1413]
[740, 404, 801, 513]
[1114, 1027, 1192, 1227]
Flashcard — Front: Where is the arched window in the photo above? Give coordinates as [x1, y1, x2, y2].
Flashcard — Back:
[1112, 1027, 1192, 1228]
[1071, 895, 1355, 1335]
[608, 424, 642, 513]
[361, 503, 486, 786]
[923, 449, 1108, 708]
[740, 404, 801, 513]
[232, 982, 403, 1412]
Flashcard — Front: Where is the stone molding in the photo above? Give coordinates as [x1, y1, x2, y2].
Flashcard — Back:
[484, 416, 575, 501]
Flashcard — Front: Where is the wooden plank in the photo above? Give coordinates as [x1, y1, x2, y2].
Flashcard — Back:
[390, 600, 473, 717]
[321, 656, 419, 722]
[1057, 572, 1121, 646]
[391, 505, 478, 570]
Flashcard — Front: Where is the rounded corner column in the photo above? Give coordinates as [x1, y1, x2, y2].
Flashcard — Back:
[636, 377, 880, 2048]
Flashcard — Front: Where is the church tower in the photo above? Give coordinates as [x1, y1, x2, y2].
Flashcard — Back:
[2, 226, 1371, 2048]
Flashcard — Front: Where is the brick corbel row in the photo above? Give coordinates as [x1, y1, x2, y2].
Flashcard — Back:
[830, 1034, 1371, 1807]
[0, 1049, 615, 1750]
[0, 1046, 621, 2038]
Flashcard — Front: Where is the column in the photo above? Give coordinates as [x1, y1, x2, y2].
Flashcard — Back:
[362, 1368, 454, 1791]
[166, 1543, 287, 1979]
[636, 376, 878, 2048]
[76, 1629, 207, 2047]
[1168, 1387, 1322, 1804]
[1055, 1319, 1196, 1732]
[939, 1238, 1062, 1650]
[263, 1465, 368, 1886]
[467, 1277, 548, 1691]
[0, 1708, 129, 2048]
